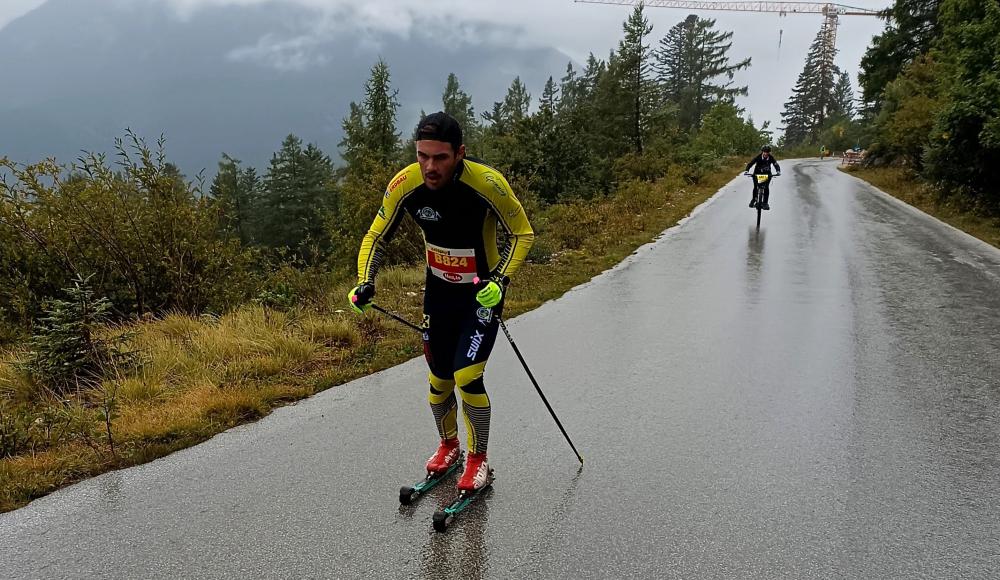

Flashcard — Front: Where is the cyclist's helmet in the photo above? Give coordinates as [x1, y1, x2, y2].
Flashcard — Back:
[761, 145, 772, 153]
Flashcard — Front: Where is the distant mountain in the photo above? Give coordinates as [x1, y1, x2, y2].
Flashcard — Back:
[0, 0, 571, 175]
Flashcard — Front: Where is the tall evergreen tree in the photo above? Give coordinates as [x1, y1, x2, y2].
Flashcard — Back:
[209, 154, 260, 245]
[483, 77, 531, 135]
[617, 2, 655, 153]
[258, 135, 336, 256]
[655, 14, 751, 130]
[338, 59, 401, 171]
[363, 59, 401, 164]
[831, 71, 856, 120]
[781, 20, 840, 145]
[558, 63, 581, 114]
[540, 76, 559, 115]
[442, 73, 476, 131]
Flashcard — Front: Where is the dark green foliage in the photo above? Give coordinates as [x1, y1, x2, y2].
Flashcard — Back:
[859, 0, 942, 112]
[210, 154, 260, 246]
[855, 0, 999, 214]
[442, 73, 480, 152]
[257, 135, 337, 259]
[781, 20, 841, 145]
[0, 132, 259, 324]
[340, 59, 401, 170]
[618, 3, 655, 153]
[655, 14, 751, 130]
[923, 0, 1000, 212]
[18, 275, 134, 395]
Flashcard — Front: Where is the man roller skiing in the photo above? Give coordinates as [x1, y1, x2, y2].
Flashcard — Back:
[348, 112, 534, 493]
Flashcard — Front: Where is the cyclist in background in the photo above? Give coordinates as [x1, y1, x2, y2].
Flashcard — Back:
[744, 146, 781, 210]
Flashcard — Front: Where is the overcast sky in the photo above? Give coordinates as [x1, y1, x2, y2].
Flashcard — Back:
[0, 0, 891, 132]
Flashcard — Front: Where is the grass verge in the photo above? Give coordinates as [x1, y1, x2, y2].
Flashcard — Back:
[843, 166, 1000, 249]
[1, 160, 741, 512]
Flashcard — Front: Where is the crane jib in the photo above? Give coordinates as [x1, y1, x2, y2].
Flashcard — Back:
[573, 0, 883, 17]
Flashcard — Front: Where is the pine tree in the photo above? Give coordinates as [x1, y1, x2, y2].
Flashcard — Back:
[210, 154, 259, 245]
[259, 135, 336, 256]
[339, 102, 367, 169]
[781, 20, 840, 145]
[483, 77, 531, 134]
[655, 14, 751, 130]
[338, 59, 401, 170]
[617, 2, 655, 153]
[364, 59, 401, 164]
[558, 63, 580, 114]
[540, 77, 559, 116]
[831, 71, 856, 120]
[442, 73, 476, 132]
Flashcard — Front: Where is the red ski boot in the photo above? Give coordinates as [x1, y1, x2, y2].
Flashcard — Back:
[456, 452, 493, 492]
[425, 438, 461, 475]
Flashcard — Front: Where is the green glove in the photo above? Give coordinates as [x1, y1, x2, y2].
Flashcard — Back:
[474, 275, 507, 308]
[347, 282, 375, 314]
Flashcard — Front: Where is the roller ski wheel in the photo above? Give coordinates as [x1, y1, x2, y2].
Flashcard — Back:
[431, 469, 494, 533]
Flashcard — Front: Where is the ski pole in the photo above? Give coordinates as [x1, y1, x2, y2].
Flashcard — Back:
[363, 302, 424, 333]
[497, 316, 584, 466]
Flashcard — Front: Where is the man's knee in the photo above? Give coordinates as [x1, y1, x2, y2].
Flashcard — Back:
[428, 372, 456, 404]
[455, 363, 489, 407]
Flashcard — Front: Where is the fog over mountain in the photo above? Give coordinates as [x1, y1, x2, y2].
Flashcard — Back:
[0, 0, 571, 174]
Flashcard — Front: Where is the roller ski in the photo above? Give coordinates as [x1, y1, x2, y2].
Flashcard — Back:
[399, 438, 462, 505]
[432, 452, 495, 532]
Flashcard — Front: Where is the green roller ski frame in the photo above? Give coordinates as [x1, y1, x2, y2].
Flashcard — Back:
[431, 469, 494, 532]
[399, 462, 461, 505]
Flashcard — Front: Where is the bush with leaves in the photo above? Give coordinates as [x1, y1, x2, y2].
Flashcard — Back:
[0, 132, 260, 327]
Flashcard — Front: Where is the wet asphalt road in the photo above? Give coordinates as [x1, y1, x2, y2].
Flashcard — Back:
[3, 160, 1000, 579]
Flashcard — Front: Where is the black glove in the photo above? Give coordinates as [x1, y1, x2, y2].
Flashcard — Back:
[348, 282, 376, 314]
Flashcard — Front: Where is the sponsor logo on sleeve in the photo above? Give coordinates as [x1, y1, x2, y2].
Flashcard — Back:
[483, 173, 508, 197]
[389, 173, 407, 192]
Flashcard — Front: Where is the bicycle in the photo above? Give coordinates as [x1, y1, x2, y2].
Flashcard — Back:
[745, 173, 778, 230]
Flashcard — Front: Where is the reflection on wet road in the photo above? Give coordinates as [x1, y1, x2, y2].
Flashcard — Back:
[3, 160, 999, 579]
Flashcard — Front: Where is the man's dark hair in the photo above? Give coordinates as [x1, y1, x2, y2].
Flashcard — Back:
[415, 112, 463, 151]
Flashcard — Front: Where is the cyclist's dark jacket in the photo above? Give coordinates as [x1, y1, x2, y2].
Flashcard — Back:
[745, 154, 781, 175]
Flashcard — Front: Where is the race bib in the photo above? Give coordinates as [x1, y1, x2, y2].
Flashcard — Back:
[427, 244, 477, 284]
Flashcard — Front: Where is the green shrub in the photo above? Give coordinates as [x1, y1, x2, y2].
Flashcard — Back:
[18, 275, 136, 395]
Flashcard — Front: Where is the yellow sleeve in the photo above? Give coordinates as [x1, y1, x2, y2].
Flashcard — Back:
[356, 164, 421, 284]
[461, 161, 534, 279]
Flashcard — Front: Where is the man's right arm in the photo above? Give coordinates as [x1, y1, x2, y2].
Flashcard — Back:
[745, 156, 758, 172]
[356, 165, 420, 284]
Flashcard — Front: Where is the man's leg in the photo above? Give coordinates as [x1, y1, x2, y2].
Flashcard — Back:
[423, 312, 462, 474]
[453, 303, 503, 491]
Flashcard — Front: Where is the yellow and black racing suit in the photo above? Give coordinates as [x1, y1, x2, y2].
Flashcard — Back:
[356, 158, 534, 454]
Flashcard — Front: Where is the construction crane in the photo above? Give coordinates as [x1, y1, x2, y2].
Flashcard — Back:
[575, 1, 884, 62]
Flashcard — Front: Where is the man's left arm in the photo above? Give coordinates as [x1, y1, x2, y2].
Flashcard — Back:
[487, 175, 534, 282]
